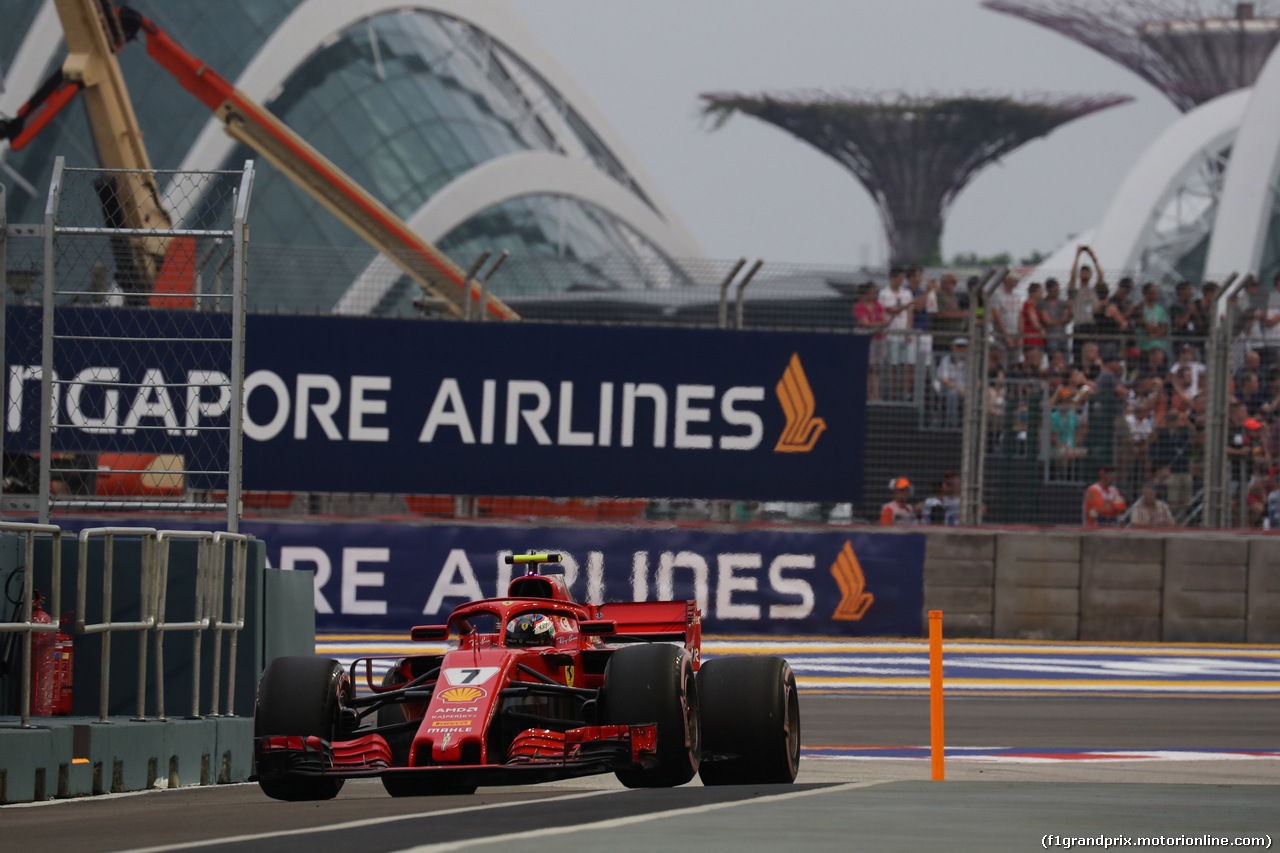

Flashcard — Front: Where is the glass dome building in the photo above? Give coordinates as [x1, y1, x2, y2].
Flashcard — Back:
[0, 0, 701, 315]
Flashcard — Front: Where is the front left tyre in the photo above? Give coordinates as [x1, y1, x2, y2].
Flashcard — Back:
[601, 644, 700, 788]
[254, 655, 352, 801]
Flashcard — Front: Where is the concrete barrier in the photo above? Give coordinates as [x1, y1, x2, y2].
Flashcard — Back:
[923, 532, 995, 637]
[994, 532, 1081, 641]
[1247, 538, 1280, 643]
[922, 528, 1280, 642]
[1163, 536, 1248, 643]
[1080, 535, 1163, 642]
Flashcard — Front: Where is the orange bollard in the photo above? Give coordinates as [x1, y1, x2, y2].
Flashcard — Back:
[929, 609, 945, 781]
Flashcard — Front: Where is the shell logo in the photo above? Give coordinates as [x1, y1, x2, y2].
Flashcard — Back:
[439, 686, 487, 703]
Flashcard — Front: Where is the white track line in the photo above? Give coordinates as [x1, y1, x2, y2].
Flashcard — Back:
[395, 781, 888, 853]
[107, 789, 619, 853]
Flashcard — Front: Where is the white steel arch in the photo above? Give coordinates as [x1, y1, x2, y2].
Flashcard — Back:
[334, 151, 700, 314]
[170, 0, 698, 254]
[1091, 89, 1248, 279]
[1204, 43, 1280, 279]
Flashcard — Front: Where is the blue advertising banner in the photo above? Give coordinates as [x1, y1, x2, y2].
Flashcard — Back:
[241, 317, 867, 502]
[241, 520, 924, 637]
[4, 307, 231, 484]
[4, 309, 866, 503]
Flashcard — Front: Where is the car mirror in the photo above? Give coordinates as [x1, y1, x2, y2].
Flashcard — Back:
[579, 620, 616, 635]
[410, 625, 449, 641]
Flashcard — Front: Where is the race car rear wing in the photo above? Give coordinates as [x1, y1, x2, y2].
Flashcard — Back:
[593, 600, 701, 663]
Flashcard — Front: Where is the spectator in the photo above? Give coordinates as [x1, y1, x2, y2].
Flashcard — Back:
[879, 267, 915, 401]
[1151, 396, 1195, 519]
[1168, 365, 1196, 409]
[1239, 371, 1265, 417]
[989, 274, 1022, 357]
[1143, 345, 1169, 378]
[1085, 348, 1124, 469]
[1068, 246, 1105, 359]
[1197, 280, 1220, 340]
[921, 471, 961, 526]
[1089, 282, 1117, 352]
[1079, 340, 1103, 382]
[880, 477, 919, 526]
[1235, 349, 1262, 391]
[1130, 482, 1175, 527]
[1240, 275, 1275, 369]
[1021, 281, 1046, 365]
[1050, 388, 1088, 467]
[1109, 278, 1136, 351]
[853, 281, 888, 402]
[1169, 281, 1207, 356]
[1259, 368, 1280, 421]
[1048, 348, 1068, 376]
[1083, 465, 1127, 527]
[1134, 282, 1169, 357]
[1039, 278, 1072, 359]
[1170, 344, 1205, 398]
[907, 264, 936, 360]
[932, 272, 969, 350]
[935, 337, 967, 428]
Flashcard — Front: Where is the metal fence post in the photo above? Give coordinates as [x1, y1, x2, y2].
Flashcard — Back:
[734, 260, 764, 330]
[960, 267, 1005, 525]
[38, 157, 65, 526]
[717, 259, 747, 329]
[1203, 273, 1240, 529]
[1, 184, 6, 519]
[228, 161, 255, 534]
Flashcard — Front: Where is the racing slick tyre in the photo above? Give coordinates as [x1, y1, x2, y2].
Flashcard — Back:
[602, 644, 700, 788]
[254, 656, 352, 801]
[696, 656, 800, 786]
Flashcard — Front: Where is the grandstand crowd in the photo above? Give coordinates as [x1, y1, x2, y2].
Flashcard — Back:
[860, 247, 1280, 528]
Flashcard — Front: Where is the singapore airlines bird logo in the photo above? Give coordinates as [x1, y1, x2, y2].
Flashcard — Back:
[830, 541, 874, 620]
[774, 353, 826, 452]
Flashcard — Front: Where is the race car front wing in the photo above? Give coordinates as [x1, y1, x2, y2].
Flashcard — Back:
[255, 723, 658, 785]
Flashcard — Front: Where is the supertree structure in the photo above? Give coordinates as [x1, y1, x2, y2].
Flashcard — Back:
[984, 1, 1280, 112]
[701, 92, 1130, 265]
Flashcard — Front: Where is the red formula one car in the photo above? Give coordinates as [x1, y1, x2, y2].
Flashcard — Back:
[254, 553, 800, 800]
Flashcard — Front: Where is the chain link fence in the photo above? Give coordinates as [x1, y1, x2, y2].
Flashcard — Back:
[2, 159, 252, 529]
[5, 163, 1271, 529]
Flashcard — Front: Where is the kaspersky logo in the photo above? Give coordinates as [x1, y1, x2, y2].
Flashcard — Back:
[774, 353, 826, 453]
[830, 541, 874, 620]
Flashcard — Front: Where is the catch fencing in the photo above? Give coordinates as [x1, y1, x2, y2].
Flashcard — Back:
[1, 159, 252, 529]
[3, 160, 1267, 529]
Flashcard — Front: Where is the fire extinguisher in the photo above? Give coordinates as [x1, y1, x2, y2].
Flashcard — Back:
[28, 592, 73, 716]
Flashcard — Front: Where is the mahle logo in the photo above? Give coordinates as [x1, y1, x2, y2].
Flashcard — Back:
[774, 353, 826, 453]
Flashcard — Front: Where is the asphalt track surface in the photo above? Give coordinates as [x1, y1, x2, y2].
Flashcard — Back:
[5, 694, 1277, 853]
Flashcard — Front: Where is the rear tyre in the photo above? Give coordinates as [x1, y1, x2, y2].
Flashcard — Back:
[697, 656, 800, 786]
[254, 656, 352, 801]
[602, 644, 700, 788]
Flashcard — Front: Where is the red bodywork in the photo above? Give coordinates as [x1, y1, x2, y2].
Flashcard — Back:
[255, 570, 700, 787]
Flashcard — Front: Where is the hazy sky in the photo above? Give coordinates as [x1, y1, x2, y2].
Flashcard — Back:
[506, 0, 1180, 267]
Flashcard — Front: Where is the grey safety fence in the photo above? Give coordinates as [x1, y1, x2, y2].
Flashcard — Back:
[0, 523, 249, 725]
[76, 527, 158, 723]
[19, 158, 252, 531]
[0, 522, 63, 728]
[152, 530, 214, 721]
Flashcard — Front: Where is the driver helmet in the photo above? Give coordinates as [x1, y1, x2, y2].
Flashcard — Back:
[505, 612, 556, 647]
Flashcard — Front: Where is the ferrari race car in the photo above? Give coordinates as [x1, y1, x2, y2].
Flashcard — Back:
[254, 553, 800, 799]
